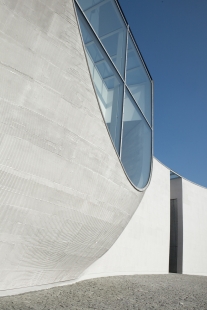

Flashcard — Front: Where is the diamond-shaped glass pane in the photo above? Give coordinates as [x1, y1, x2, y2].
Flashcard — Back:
[76, 0, 127, 77]
[126, 36, 152, 125]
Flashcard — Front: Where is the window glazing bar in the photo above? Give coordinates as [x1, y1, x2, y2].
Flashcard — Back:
[75, 0, 126, 83]
[126, 67, 141, 74]
[74, 0, 153, 190]
[103, 75, 114, 81]
[124, 84, 152, 129]
[84, 0, 110, 13]
[124, 28, 129, 82]
[74, 0, 152, 128]
[76, 0, 152, 84]
[94, 59, 105, 65]
[113, 0, 128, 27]
[120, 26, 129, 158]
[128, 31, 152, 81]
[99, 28, 123, 40]
[85, 41, 95, 47]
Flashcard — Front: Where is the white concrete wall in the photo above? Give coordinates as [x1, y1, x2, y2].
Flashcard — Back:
[79, 158, 170, 280]
[0, 0, 145, 294]
[182, 179, 207, 276]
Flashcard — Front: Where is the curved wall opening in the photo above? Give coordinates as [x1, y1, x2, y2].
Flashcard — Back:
[75, 0, 153, 189]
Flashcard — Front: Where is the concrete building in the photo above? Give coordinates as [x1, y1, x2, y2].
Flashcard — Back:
[170, 173, 207, 276]
[0, 0, 206, 296]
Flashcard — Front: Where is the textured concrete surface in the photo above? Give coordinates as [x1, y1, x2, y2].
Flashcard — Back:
[80, 159, 170, 280]
[0, 0, 145, 291]
[0, 274, 207, 309]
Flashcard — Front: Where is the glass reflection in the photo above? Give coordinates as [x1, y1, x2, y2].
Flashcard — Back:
[77, 6, 123, 153]
[77, 0, 104, 11]
[76, 0, 127, 77]
[121, 90, 151, 188]
[75, 0, 153, 189]
[126, 36, 151, 124]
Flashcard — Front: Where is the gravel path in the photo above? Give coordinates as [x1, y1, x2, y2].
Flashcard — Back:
[0, 274, 207, 309]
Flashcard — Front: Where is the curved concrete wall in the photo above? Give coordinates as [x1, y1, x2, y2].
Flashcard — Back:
[79, 158, 170, 280]
[0, 0, 144, 293]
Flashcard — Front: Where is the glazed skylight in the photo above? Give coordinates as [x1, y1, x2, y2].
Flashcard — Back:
[75, 0, 153, 189]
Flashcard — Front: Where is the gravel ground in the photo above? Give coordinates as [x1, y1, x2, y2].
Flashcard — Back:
[0, 274, 207, 310]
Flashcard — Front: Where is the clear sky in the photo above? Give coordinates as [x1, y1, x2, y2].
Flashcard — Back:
[119, 0, 207, 188]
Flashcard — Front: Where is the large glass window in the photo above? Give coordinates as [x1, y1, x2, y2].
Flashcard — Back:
[121, 90, 151, 188]
[75, 0, 153, 190]
[126, 36, 152, 124]
[76, 0, 127, 77]
[77, 6, 123, 152]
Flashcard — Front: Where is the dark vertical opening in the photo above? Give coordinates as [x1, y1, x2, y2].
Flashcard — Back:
[169, 198, 178, 273]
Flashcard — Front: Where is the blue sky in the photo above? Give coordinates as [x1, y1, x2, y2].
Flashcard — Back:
[119, 0, 207, 188]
